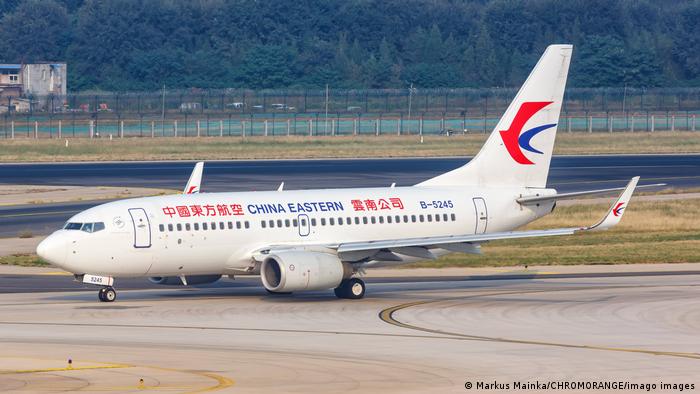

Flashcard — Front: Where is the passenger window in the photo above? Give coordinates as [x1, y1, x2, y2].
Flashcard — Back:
[194, 223, 199, 231]
[443, 213, 449, 221]
[321, 218, 326, 226]
[177, 223, 182, 231]
[228, 222, 233, 229]
[285, 219, 290, 227]
[378, 216, 384, 224]
[269, 220, 275, 228]
[354, 217, 360, 225]
[186, 223, 191, 231]
[403, 215, 409, 223]
[293, 219, 298, 227]
[311, 218, 317, 226]
[362, 217, 368, 224]
[435, 214, 440, 222]
[211, 222, 217, 230]
[411, 215, 416, 223]
[168, 224, 174, 231]
[419, 215, 424, 222]
[387, 216, 392, 223]
[371, 216, 376, 224]
[329, 218, 335, 226]
[245, 221, 250, 229]
[347, 217, 352, 225]
[277, 219, 283, 228]
[261, 221, 266, 228]
[427, 215, 432, 222]
[159, 224, 165, 232]
[338, 217, 343, 225]
[395, 215, 400, 223]
[220, 221, 225, 229]
[451, 213, 456, 221]
[301, 218, 307, 226]
[202, 223, 208, 230]
[236, 221, 242, 229]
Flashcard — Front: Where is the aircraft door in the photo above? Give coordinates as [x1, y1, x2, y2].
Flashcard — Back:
[472, 198, 488, 234]
[128, 208, 152, 248]
[298, 214, 310, 236]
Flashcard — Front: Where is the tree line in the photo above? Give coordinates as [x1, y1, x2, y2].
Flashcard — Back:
[0, 0, 698, 91]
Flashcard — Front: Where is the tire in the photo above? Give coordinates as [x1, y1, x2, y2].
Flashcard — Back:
[334, 278, 365, 300]
[101, 287, 116, 302]
[98, 288, 107, 302]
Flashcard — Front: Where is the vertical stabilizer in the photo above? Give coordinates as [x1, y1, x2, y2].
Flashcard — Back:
[418, 44, 572, 188]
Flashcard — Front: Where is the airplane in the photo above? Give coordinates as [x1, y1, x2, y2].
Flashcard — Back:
[37, 45, 644, 302]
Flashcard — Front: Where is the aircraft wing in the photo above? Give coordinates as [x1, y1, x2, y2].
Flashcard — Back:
[335, 176, 639, 262]
[183, 162, 204, 194]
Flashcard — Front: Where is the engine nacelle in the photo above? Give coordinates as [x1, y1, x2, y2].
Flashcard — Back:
[261, 251, 349, 293]
[148, 275, 221, 286]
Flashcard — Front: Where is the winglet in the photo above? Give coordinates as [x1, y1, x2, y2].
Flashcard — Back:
[183, 162, 204, 194]
[582, 176, 639, 232]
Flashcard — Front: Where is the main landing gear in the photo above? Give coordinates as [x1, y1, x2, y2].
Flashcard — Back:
[98, 286, 117, 302]
[334, 278, 366, 299]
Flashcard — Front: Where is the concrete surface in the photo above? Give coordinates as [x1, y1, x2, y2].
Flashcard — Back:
[0, 270, 699, 393]
[0, 184, 173, 206]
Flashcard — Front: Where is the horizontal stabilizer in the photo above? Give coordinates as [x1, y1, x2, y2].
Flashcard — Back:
[517, 182, 663, 204]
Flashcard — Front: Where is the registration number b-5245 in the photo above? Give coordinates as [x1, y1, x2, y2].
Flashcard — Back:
[419, 200, 454, 209]
[82, 274, 114, 287]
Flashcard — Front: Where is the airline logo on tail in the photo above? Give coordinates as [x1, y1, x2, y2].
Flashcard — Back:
[613, 202, 626, 217]
[185, 186, 198, 194]
[500, 101, 557, 165]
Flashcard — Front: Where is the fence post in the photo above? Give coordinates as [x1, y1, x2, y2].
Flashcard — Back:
[353, 118, 357, 135]
[173, 120, 178, 137]
[651, 115, 655, 132]
[10, 121, 14, 139]
[151, 121, 155, 138]
[34, 121, 38, 139]
[331, 119, 335, 136]
[287, 119, 291, 136]
[567, 116, 571, 133]
[58, 120, 62, 139]
[419, 115, 424, 136]
[219, 120, 223, 137]
[671, 115, 675, 132]
[630, 115, 635, 132]
[609, 114, 613, 133]
[587, 116, 592, 133]
[693, 115, 696, 132]
[375, 120, 379, 136]
[264, 120, 268, 137]
[397, 117, 400, 135]
[308, 119, 313, 136]
[120, 120, 124, 138]
[196, 120, 201, 137]
[90, 120, 94, 138]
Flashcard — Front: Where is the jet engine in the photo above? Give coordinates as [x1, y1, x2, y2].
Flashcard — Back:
[148, 275, 222, 286]
[261, 251, 351, 293]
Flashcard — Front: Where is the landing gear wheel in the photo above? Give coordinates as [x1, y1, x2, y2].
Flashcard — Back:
[334, 278, 365, 299]
[98, 287, 116, 302]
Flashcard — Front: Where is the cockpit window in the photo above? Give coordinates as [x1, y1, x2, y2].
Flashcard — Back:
[64, 222, 82, 230]
[63, 222, 105, 233]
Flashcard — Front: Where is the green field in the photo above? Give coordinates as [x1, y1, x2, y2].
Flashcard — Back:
[0, 132, 698, 162]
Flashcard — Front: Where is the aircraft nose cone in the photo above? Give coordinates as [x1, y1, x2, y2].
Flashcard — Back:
[36, 233, 67, 267]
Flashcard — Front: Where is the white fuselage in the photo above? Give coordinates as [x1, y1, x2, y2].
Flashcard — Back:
[39, 185, 555, 277]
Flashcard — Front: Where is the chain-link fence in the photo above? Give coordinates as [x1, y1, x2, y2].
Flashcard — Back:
[1, 87, 698, 138]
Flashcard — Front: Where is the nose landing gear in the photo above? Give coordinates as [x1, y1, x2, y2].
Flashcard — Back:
[98, 287, 117, 302]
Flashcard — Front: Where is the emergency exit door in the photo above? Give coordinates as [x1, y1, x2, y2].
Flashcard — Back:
[128, 208, 151, 248]
[472, 198, 488, 234]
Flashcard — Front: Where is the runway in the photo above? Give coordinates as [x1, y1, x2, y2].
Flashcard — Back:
[1, 154, 698, 237]
[0, 271, 698, 393]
